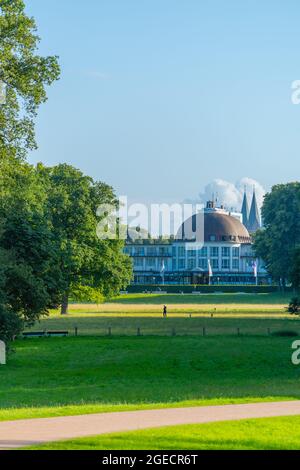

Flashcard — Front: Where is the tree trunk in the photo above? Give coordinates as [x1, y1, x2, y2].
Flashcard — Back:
[61, 292, 69, 315]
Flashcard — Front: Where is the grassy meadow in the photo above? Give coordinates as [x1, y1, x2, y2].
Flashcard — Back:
[26, 314, 300, 337]
[108, 292, 291, 306]
[29, 415, 300, 450]
[24, 292, 298, 337]
[2, 291, 300, 451]
[1, 334, 300, 422]
[64, 292, 291, 314]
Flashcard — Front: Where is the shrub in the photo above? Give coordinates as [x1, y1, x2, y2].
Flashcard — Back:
[287, 297, 300, 315]
[127, 285, 281, 294]
[0, 305, 23, 345]
[271, 330, 299, 337]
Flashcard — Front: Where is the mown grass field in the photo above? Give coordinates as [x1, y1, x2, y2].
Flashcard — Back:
[1, 335, 300, 422]
[60, 292, 292, 315]
[29, 416, 300, 450]
[25, 292, 297, 337]
[27, 314, 300, 337]
[2, 291, 299, 452]
[109, 292, 291, 306]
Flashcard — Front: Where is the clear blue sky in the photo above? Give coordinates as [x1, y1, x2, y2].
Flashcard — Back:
[26, 0, 300, 202]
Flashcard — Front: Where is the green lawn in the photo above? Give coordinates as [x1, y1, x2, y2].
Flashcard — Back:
[27, 313, 300, 337]
[5, 293, 297, 449]
[28, 416, 300, 450]
[41, 294, 293, 329]
[58, 292, 291, 316]
[1, 335, 300, 422]
[26, 291, 299, 338]
[109, 292, 291, 306]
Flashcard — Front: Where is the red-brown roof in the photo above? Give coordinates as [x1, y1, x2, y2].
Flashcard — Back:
[177, 211, 251, 244]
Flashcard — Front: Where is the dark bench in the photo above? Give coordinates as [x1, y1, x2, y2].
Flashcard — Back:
[23, 331, 46, 339]
[47, 331, 69, 337]
[23, 331, 69, 339]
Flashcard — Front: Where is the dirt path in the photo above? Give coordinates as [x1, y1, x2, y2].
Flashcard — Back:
[1, 401, 300, 449]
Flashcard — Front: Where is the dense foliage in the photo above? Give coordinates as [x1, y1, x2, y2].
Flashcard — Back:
[0, 160, 132, 340]
[37, 163, 132, 314]
[0, 0, 60, 159]
[0, 1, 132, 345]
[254, 183, 300, 289]
[290, 248, 300, 291]
[287, 297, 300, 315]
[0, 160, 63, 342]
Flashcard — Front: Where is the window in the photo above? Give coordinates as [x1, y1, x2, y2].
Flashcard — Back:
[198, 258, 208, 270]
[188, 259, 196, 270]
[232, 259, 239, 270]
[178, 246, 186, 257]
[178, 259, 186, 269]
[211, 259, 219, 269]
[159, 247, 170, 256]
[147, 247, 157, 256]
[222, 259, 230, 269]
[222, 247, 230, 257]
[146, 258, 156, 268]
[209, 235, 216, 241]
[210, 247, 219, 258]
[198, 247, 208, 257]
[188, 249, 196, 258]
[135, 247, 145, 256]
[134, 258, 144, 269]
[232, 247, 239, 258]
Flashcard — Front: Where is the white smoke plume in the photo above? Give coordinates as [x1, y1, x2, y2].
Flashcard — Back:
[198, 177, 266, 212]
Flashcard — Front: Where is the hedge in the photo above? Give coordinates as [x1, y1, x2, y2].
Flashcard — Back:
[126, 285, 288, 294]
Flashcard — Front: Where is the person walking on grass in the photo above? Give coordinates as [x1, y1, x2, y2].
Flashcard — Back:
[163, 305, 168, 318]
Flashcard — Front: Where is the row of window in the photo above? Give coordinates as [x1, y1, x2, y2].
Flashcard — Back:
[176, 258, 239, 270]
[125, 247, 171, 257]
[134, 258, 240, 270]
[134, 258, 168, 268]
[177, 246, 239, 258]
[127, 246, 240, 258]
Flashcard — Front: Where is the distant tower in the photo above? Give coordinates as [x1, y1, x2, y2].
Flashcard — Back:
[241, 188, 250, 228]
[248, 188, 261, 233]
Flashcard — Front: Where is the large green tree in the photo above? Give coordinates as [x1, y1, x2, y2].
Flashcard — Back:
[37, 164, 132, 314]
[0, 0, 60, 159]
[0, 1, 131, 351]
[0, 160, 64, 342]
[254, 183, 300, 287]
[290, 248, 300, 291]
[0, 0, 60, 344]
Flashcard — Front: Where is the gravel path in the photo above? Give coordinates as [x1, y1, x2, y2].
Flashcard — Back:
[1, 401, 300, 449]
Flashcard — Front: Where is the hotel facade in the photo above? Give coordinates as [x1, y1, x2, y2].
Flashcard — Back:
[124, 192, 268, 286]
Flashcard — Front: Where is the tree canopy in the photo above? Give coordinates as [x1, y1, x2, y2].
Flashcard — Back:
[0, 160, 64, 342]
[37, 163, 132, 314]
[0, 0, 60, 159]
[0, 2, 132, 345]
[254, 183, 300, 288]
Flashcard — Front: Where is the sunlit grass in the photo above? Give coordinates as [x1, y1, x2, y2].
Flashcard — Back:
[28, 312, 300, 337]
[28, 416, 300, 450]
[47, 292, 291, 317]
[0, 396, 291, 423]
[1, 336, 300, 422]
[108, 292, 291, 306]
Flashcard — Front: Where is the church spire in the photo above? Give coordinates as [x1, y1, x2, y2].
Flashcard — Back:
[241, 187, 249, 228]
[248, 187, 261, 233]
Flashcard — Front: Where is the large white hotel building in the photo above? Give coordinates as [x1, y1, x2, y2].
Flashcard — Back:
[124, 191, 268, 285]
